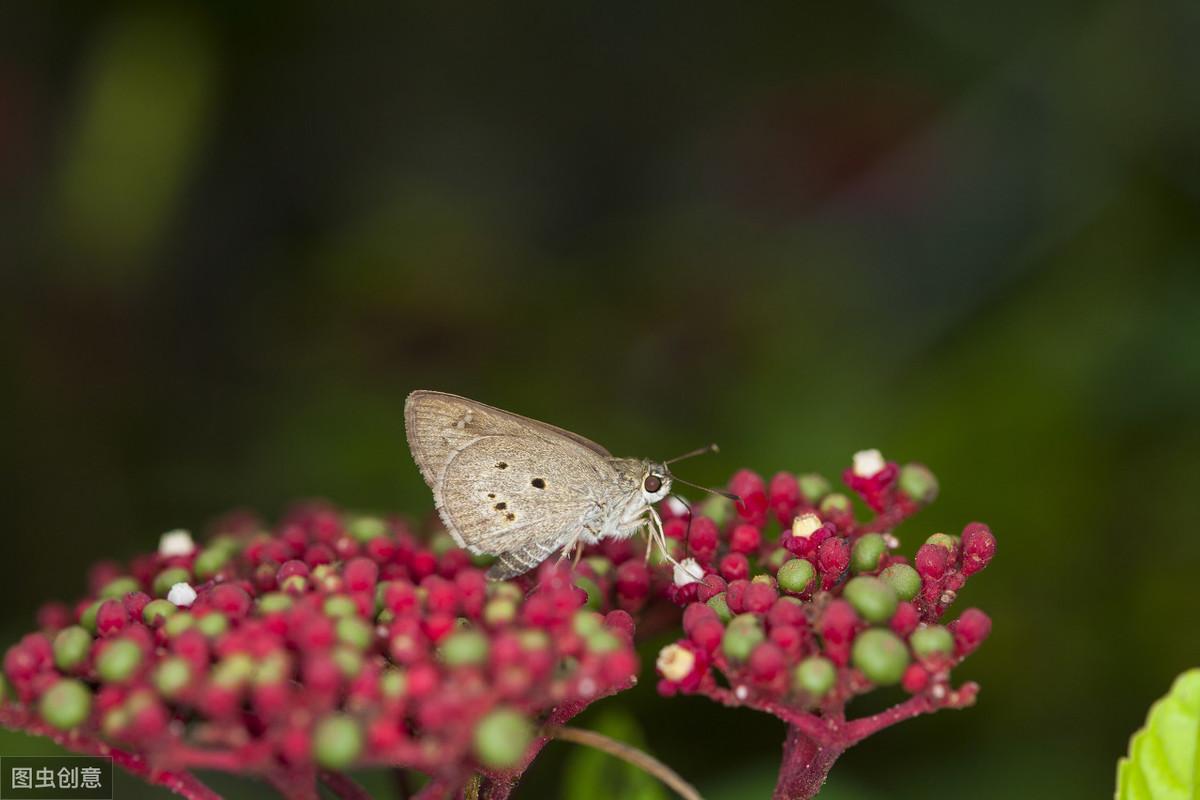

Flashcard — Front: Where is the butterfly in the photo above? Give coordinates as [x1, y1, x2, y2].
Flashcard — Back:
[404, 391, 719, 580]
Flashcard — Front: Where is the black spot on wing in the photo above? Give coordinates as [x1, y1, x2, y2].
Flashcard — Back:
[496, 462, 508, 469]
[531, 478, 546, 489]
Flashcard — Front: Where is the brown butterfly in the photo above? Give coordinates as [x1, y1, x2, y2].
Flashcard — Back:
[404, 391, 721, 579]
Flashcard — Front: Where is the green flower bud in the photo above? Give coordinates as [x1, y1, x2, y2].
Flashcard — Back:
[142, 599, 176, 626]
[483, 598, 517, 626]
[163, 612, 195, 637]
[39, 679, 92, 730]
[751, 574, 777, 588]
[819, 493, 851, 515]
[254, 652, 291, 685]
[197, 613, 229, 639]
[707, 592, 733, 623]
[207, 534, 241, 555]
[879, 564, 922, 601]
[490, 582, 523, 602]
[336, 617, 373, 651]
[332, 645, 363, 678]
[583, 556, 612, 576]
[53, 626, 92, 670]
[766, 548, 790, 571]
[586, 631, 621, 654]
[348, 515, 388, 542]
[572, 611, 604, 637]
[473, 708, 533, 769]
[852, 629, 909, 685]
[722, 614, 765, 662]
[909, 625, 955, 658]
[97, 640, 142, 683]
[153, 657, 193, 698]
[323, 594, 358, 618]
[699, 495, 734, 527]
[797, 473, 833, 504]
[213, 653, 255, 688]
[380, 668, 407, 699]
[843, 576, 898, 624]
[777, 559, 816, 594]
[101, 707, 129, 738]
[79, 600, 103, 634]
[440, 630, 489, 666]
[430, 531, 457, 556]
[518, 630, 550, 651]
[925, 533, 955, 551]
[193, 547, 230, 580]
[99, 576, 140, 600]
[153, 567, 191, 598]
[794, 656, 837, 697]
[574, 576, 601, 610]
[313, 713, 363, 769]
[898, 463, 939, 504]
[851, 533, 888, 573]
[258, 592, 293, 614]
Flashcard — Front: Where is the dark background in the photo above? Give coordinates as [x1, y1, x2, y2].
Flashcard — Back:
[3, 2, 1200, 797]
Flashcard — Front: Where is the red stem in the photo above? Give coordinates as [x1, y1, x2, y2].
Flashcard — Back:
[691, 675, 980, 799]
[773, 725, 844, 800]
[320, 770, 373, 800]
[0, 707, 221, 800]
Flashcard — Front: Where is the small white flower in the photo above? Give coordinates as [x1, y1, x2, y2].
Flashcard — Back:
[167, 582, 197, 607]
[656, 643, 696, 682]
[158, 529, 195, 558]
[665, 496, 689, 517]
[792, 512, 822, 539]
[852, 449, 886, 478]
[672, 557, 704, 587]
[734, 685, 749, 701]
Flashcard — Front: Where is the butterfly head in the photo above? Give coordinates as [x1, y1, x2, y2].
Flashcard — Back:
[640, 463, 673, 504]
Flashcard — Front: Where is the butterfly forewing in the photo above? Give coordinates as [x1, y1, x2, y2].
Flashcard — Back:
[439, 435, 613, 553]
[405, 391, 618, 556]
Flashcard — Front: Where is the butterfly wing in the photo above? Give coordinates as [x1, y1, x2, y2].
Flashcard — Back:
[405, 391, 617, 556]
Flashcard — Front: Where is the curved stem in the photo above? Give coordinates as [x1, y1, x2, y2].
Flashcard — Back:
[0, 707, 221, 800]
[547, 725, 703, 800]
[320, 770, 373, 800]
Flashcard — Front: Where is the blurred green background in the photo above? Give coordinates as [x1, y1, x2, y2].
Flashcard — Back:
[2, 2, 1199, 797]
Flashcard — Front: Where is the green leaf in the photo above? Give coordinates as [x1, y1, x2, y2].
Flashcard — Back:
[1117, 669, 1200, 799]
[561, 708, 669, 800]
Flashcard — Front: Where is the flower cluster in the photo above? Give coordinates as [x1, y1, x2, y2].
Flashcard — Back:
[0, 505, 638, 800]
[653, 451, 995, 800]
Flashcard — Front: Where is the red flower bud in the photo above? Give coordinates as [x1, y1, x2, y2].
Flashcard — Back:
[914, 544, 948, 581]
[742, 582, 778, 614]
[950, 608, 991, 655]
[730, 469, 769, 526]
[960, 523, 996, 576]
[889, 602, 920, 637]
[729, 524, 762, 555]
[687, 517, 720, 563]
[720, 553, 750, 582]
[901, 663, 930, 694]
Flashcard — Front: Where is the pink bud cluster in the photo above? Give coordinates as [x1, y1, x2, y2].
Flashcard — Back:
[653, 455, 996, 800]
[0, 504, 638, 799]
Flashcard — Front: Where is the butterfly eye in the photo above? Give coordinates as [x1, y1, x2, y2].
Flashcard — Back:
[643, 475, 662, 494]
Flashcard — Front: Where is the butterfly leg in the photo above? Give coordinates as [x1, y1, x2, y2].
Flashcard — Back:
[645, 506, 681, 568]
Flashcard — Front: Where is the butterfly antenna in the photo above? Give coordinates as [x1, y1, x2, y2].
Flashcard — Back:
[665, 443, 720, 465]
[672, 476, 740, 503]
[671, 493, 694, 558]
